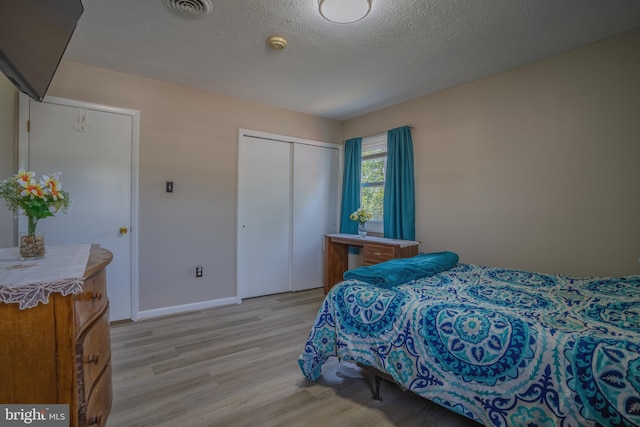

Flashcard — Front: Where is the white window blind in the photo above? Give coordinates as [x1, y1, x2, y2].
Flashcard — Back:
[360, 132, 387, 233]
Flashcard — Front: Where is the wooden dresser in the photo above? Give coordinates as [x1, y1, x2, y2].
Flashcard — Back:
[0, 245, 113, 427]
[324, 233, 420, 293]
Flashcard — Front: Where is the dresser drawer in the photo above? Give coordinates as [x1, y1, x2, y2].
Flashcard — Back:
[363, 244, 396, 265]
[84, 363, 112, 427]
[75, 269, 108, 331]
[78, 309, 111, 399]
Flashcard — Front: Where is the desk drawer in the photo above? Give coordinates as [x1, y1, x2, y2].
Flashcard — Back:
[363, 244, 396, 265]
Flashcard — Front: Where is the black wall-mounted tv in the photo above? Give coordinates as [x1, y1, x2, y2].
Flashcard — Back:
[0, 0, 84, 102]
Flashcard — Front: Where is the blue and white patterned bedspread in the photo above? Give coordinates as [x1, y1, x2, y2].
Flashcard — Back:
[298, 264, 640, 426]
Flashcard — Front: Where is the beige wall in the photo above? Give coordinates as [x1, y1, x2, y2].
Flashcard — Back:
[344, 28, 640, 276]
[46, 62, 342, 311]
[0, 27, 638, 315]
[0, 75, 17, 248]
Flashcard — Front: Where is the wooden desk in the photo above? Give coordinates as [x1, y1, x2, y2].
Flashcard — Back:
[324, 233, 420, 294]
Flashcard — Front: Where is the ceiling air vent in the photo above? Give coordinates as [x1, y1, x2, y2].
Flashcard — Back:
[162, 0, 213, 18]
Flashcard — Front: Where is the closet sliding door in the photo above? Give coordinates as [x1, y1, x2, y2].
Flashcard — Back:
[237, 130, 340, 300]
[237, 136, 292, 299]
[291, 143, 339, 291]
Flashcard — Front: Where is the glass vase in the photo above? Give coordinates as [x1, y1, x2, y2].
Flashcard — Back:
[358, 222, 367, 238]
[20, 231, 45, 260]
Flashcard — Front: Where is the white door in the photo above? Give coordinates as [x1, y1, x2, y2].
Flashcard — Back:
[21, 95, 138, 321]
[291, 143, 339, 291]
[237, 136, 291, 299]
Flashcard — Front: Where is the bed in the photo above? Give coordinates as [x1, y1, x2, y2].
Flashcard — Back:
[297, 252, 640, 426]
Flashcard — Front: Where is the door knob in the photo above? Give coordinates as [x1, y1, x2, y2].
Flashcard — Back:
[119, 226, 128, 235]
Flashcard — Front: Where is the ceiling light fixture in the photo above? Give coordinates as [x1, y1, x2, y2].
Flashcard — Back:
[319, 0, 372, 24]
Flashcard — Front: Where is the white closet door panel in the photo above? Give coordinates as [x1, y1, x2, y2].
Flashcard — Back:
[291, 143, 339, 291]
[237, 137, 291, 299]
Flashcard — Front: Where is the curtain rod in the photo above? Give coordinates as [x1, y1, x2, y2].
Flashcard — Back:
[356, 124, 414, 140]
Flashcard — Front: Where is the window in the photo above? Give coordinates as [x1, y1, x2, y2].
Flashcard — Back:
[361, 133, 387, 233]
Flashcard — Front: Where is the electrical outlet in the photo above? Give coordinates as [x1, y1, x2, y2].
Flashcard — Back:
[196, 265, 203, 277]
[166, 181, 174, 193]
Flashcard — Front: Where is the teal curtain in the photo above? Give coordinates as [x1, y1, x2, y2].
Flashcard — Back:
[383, 126, 415, 240]
[339, 137, 362, 237]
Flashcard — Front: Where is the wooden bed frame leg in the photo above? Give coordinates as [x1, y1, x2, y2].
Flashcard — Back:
[374, 375, 382, 401]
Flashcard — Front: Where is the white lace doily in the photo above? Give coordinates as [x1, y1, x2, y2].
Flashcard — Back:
[0, 244, 91, 309]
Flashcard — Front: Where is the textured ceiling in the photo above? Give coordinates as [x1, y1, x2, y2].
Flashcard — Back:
[64, 0, 640, 120]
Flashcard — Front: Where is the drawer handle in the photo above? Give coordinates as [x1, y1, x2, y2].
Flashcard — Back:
[88, 413, 102, 426]
[91, 292, 103, 301]
[85, 353, 100, 365]
[374, 251, 382, 256]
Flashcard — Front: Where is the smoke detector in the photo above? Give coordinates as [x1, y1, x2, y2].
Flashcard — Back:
[162, 0, 213, 18]
[267, 36, 288, 50]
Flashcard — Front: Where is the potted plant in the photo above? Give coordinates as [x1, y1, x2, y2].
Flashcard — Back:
[350, 207, 372, 238]
[0, 169, 71, 259]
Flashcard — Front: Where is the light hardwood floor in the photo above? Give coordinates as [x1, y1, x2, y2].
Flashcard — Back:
[106, 288, 482, 427]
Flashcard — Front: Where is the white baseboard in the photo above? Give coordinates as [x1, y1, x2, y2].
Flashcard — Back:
[137, 296, 239, 320]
